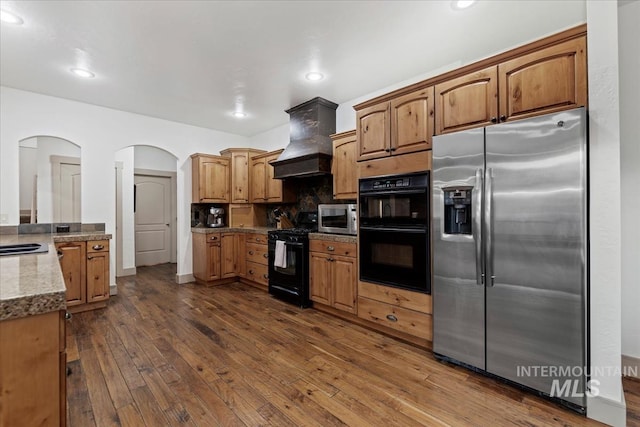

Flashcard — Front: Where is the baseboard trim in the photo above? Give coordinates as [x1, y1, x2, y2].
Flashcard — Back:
[622, 354, 640, 379]
[118, 267, 137, 277]
[587, 389, 626, 427]
[109, 284, 118, 296]
[176, 273, 195, 284]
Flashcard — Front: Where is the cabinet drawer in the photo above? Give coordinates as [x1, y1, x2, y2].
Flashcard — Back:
[246, 261, 269, 287]
[87, 240, 109, 253]
[246, 243, 269, 265]
[245, 233, 268, 245]
[309, 240, 356, 257]
[358, 297, 432, 341]
[358, 281, 432, 314]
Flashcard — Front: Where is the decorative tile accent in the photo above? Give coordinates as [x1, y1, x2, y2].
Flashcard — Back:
[18, 223, 52, 234]
[0, 226, 18, 235]
[80, 223, 106, 232]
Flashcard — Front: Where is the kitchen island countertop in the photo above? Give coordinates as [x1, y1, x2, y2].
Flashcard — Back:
[0, 232, 112, 321]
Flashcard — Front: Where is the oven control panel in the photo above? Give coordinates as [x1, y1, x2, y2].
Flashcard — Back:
[372, 178, 411, 189]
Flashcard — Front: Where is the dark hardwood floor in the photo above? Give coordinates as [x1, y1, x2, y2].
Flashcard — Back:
[66, 264, 640, 426]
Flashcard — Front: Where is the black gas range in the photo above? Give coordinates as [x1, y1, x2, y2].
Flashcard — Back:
[267, 212, 317, 308]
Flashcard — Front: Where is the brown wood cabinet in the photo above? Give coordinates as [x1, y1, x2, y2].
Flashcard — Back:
[192, 232, 221, 282]
[221, 148, 266, 203]
[56, 239, 110, 313]
[309, 239, 357, 314]
[498, 36, 587, 123]
[435, 66, 498, 134]
[358, 281, 432, 343]
[191, 153, 230, 203]
[221, 232, 237, 279]
[244, 233, 269, 288]
[250, 150, 295, 203]
[0, 310, 66, 427]
[356, 87, 434, 162]
[331, 130, 357, 200]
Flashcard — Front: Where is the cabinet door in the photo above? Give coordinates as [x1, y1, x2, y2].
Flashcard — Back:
[332, 255, 357, 314]
[86, 251, 109, 303]
[220, 233, 236, 278]
[331, 131, 357, 200]
[250, 157, 267, 202]
[390, 87, 435, 154]
[199, 156, 230, 203]
[309, 253, 331, 305]
[435, 67, 498, 134]
[265, 153, 284, 202]
[499, 36, 587, 122]
[207, 243, 221, 281]
[235, 233, 246, 278]
[55, 242, 86, 306]
[230, 152, 251, 203]
[357, 102, 390, 161]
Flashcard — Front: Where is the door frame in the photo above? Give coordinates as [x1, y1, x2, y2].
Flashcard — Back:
[134, 168, 178, 264]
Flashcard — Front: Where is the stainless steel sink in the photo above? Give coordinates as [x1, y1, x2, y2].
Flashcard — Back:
[0, 243, 49, 256]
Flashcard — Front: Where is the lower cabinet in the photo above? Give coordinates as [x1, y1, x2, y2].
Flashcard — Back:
[245, 233, 269, 288]
[56, 239, 110, 313]
[0, 310, 66, 427]
[357, 281, 433, 343]
[193, 232, 222, 282]
[309, 239, 357, 314]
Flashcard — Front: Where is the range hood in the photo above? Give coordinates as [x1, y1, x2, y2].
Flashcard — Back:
[271, 97, 338, 179]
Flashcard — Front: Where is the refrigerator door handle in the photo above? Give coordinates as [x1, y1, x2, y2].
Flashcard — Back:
[473, 168, 484, 286]
[485, 167, 495, 286]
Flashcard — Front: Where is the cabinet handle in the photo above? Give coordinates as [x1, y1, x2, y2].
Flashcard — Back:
[384, 148, 391, 152]
[249, 250, 254, 255]
[263, 253, 268, 259]
[210, 236, 218, 241]
[256, 238, 262, 242]
[500, 115, 507, 122]
[88, 256, 93, 260]
[386, 314, 398, 322]
[390, 147, 397, 152]
[263, 274, 269, 279]
[327, 246, 335, 252]
[92, 244, 104, 250]
[65, 312, 73, 320]
[249, 269, 254, 274]
[490, 117, 497, 124]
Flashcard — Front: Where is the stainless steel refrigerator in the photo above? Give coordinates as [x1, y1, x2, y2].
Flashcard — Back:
[432, 108, 588, 411]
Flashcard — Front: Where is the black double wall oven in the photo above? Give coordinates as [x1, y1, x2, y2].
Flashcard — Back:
[359, 172, 431, 294]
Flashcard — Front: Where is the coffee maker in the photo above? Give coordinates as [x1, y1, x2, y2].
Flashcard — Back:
[206, 207, 225, 228]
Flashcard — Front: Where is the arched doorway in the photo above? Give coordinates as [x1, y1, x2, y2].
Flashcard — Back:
[115, 145, 178, 276]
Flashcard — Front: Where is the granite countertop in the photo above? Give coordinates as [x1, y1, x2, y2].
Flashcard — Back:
[308, 233, 357, 244]
[191, 226, 275, 235]
[0, 232, 112, 321]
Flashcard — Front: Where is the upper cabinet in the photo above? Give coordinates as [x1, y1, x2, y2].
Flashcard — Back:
[435, 66, 498, 134]
[498, 36, 587, 123]
[356, 87, 434, 161]
[221, 148, 266, 204]
[250, 150, 296, 204]
[191, 154, 230, 203]
[435, 36, 587, 134]
[331, 130, 357, 200]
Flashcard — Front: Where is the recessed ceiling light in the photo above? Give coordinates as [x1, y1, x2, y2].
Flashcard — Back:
[70, 68, 95, 79]
[452, 0, 476, 10]
[232, 111, 247, 118]
[0, 9, 24, 25]
[305, 72, 324, 81]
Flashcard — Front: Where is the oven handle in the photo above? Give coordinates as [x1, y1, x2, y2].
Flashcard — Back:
[359, 189, 426, 197]
[284, 242, 304, 248]
[359, 226, 427, 234]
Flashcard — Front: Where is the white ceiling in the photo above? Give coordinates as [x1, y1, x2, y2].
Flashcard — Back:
[0, 1, 586, 137]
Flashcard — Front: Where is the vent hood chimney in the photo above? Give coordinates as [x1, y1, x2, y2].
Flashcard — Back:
[271, 97, 338, 179]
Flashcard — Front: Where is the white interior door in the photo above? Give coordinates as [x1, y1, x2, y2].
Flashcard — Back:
[134, 175, 171, 266]
[59, 163, 81, 222]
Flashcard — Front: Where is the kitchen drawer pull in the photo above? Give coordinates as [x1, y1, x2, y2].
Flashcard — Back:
[263, 274, 268, 279]
[249, 269, 254, 274]
[249, 250, 254, 255]
[88, 256, 94, 260]
[255, 237, 263, 242]
[92, 244, 104, 250]
[263, 253, 268, 259]
[65, 311, 73, 320]
[386, 314, 398, 322]
[327, 246, 335, 252]
[210, 236, 218, 241]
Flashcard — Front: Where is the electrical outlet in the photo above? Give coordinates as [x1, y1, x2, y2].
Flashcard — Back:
[0, 214, 8, 224]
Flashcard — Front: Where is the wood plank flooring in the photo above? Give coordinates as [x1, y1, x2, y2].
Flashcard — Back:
[66, 264, 640, 426]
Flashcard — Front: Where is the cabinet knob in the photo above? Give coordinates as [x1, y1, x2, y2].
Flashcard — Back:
[384, 148, 391, 152]
[327, 246, 335, 252]
[92, 244, 104, 250]
[256, 238, 262, 242]
[249, 269, 254, 274]
[88, 256, 94, 260]
[386, 314, 398, 322]
[500, 115, 507, 122]
[263, 274, 269, 280]
[249, 250, 254, 255]
[263, 253, 268, 259]
[390, 147, 397, 152]
[490, 117, 497, 124]
[210, 236, 217, 241]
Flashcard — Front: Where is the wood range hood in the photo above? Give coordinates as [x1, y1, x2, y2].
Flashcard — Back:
[271, 97, 338, 179]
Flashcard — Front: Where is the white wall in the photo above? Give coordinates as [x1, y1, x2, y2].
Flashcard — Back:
[134, 145, 177, 172]
[619, 0, 640, 360]
[114, 147, 135, 271]
[0, 86, 248, 284]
